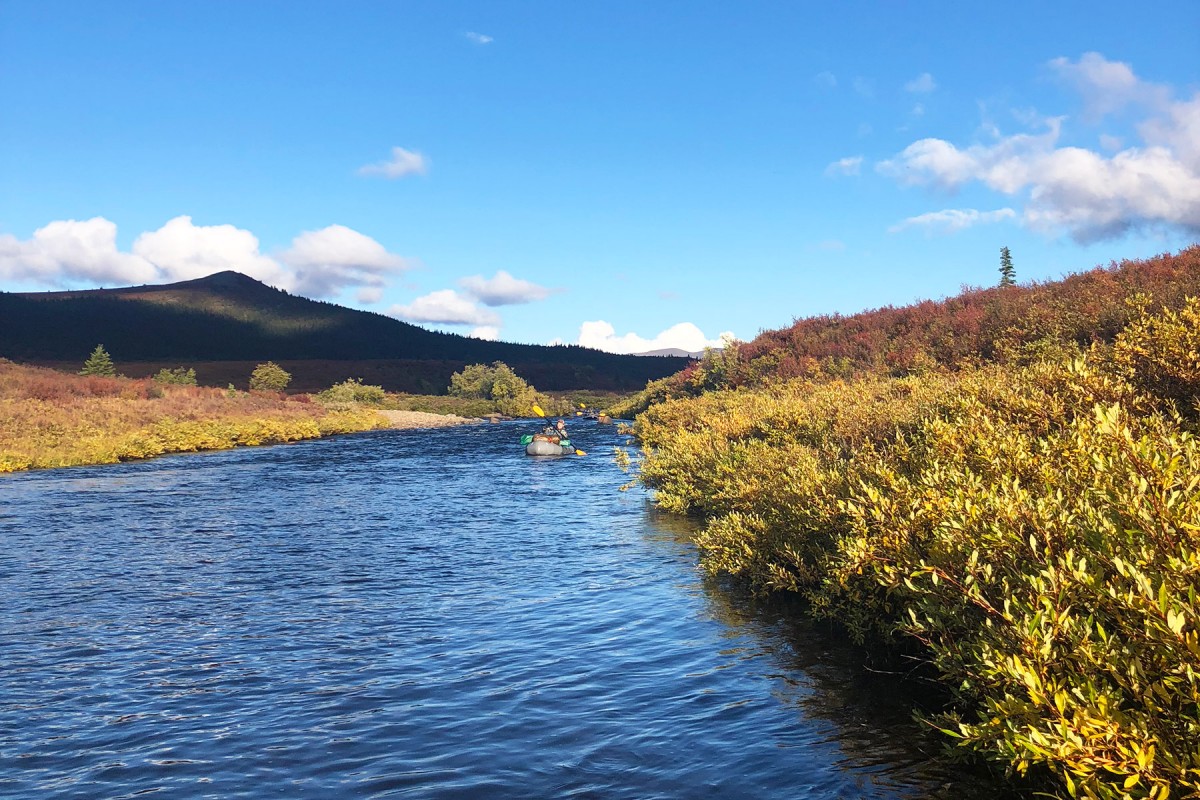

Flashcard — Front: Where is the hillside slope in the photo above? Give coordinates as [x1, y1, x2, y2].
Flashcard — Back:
[731, 246, 1200, 384]
[0, 271, 688, 391]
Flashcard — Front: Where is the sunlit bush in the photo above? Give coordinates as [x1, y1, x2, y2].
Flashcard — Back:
[628, 300, 1200, 797]
[317, 377, 387, 405]
[0, 360, 386, 472]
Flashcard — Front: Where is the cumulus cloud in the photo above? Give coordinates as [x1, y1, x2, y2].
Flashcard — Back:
[280, 224, 411, 298]
[0, 215, 412, 300]
[465, 31, 493, 45]
[574, 320, 734, 355]
[390, 290, 501, 327]
[825, 155, 863, 176]
[1048, 51, 1170, 119]
[357, 146, 430, 179]
[876, 54, 1200, 242]
[905, 72, 937, 93]
[458, 270, 555, 306]
[0, 217, 157, 286]
[470, 326, 500, 340]
[814, 71, 837, 89]
[889, 207, 1016, 234]
[132, 216, 288, 286]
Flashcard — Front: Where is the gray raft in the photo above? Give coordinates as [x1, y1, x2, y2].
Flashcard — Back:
[525, 439, 575, 456]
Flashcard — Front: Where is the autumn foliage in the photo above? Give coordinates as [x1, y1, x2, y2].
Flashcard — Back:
[0, 360, 386, 472]
[622, 248, 1200, 798]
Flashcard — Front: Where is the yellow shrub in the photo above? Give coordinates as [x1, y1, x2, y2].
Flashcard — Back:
[631, 302, 1200, 797]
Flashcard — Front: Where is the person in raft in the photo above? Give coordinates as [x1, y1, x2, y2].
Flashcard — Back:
[542, 419, 569, 440]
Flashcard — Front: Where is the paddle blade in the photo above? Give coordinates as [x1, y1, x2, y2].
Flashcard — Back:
[533, 404, 546, 417]
[574, 449, 586, 456]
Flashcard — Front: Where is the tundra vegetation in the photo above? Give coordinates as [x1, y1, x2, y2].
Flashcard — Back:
[620, 247, 1200, 799]
[0, 359, 386, 472]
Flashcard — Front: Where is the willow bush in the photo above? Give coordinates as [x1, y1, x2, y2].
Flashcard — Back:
[0, 360, 387, 472]
[628, 299, 1200, 798]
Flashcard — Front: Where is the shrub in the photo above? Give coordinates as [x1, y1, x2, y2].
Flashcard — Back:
[448, 361, 546, 416]
[249, 361, 291, 392]
[317, 378, 386, 405]
[627, 301, 1200, 797]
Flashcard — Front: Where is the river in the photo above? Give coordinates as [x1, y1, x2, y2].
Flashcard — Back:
[0, 421, 1017, 799]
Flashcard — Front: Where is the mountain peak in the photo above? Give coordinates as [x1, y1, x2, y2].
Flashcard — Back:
[173, 271, 274, 291]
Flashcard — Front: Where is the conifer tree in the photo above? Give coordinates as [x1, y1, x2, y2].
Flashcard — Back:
[999, 246, 1016, 287]
[80, 344, 116, 377]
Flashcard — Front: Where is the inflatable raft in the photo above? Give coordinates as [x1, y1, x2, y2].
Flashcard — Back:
[521, 434, 576, 456]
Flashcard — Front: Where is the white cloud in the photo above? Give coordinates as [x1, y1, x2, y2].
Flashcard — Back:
[817, 239, 846, 251]
[877, 52, 1200, 243]
[280, 224, 411, 298]
[853, 77, 874, 98]
[825, 155, 863, 176]
[878, 83, 1200, 242]
[1141, 92, 1200, 171]
[889, 207, 1016, 234]
[470, 326, 500, 340]
[465, 31, 493, 45]
[0, 215, 413, 300]
[357, 146, 430, 179]
[390, 289, 501, 326]
[574, 320, 733, 355]
[132, 215, 289, 286]
[877, 119, 1064, 192]
[0, 217, 157, 286]
[458, 270, 556, 306]
[905, 72, 937, 93]
[814, 71, 837, 89]
[1048, 52, 1170, 120]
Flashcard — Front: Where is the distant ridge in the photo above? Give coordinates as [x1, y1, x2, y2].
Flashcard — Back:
[634, 347, 706, 359]
[0, 272, 689, 392]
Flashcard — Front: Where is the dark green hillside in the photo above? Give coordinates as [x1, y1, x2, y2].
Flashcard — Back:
[0, 271, 688, 391]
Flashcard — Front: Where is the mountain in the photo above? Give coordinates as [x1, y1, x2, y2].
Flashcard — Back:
[634, 347, 707, 359]
[0, 272, 689, 392]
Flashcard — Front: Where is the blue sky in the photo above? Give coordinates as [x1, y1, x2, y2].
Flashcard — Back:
[1, 2, 1197, 353]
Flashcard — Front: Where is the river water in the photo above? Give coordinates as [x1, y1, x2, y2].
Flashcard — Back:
[0, 421, 1015, 799]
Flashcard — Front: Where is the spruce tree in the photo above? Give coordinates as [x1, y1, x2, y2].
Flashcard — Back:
[999, 246, 1016, 287]
[80, 344, 116, 377]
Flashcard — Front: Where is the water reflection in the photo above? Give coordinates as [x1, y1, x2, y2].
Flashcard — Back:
[639, 505, 1020, 799]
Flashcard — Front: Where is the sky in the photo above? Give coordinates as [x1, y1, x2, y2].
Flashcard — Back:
[1, 1, 1197, 354]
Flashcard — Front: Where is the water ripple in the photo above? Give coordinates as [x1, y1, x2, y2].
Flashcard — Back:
[1, 422, 1014, 798]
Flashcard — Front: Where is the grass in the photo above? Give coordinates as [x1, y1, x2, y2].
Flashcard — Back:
[0, 360, 387, 472]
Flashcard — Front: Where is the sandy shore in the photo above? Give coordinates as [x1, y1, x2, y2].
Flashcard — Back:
[376, 410, 483, 429]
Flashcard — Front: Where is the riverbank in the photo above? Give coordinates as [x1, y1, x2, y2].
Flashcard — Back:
[0, 361, 497, 473]
[628, 297, 1200, 797]
[0, 360, 393, 473]
[376, 409, 482, 428]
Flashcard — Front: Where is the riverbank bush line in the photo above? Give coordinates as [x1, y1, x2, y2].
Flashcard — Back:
[0, 361, 386, 472]
[627, 297, 1200, 797]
